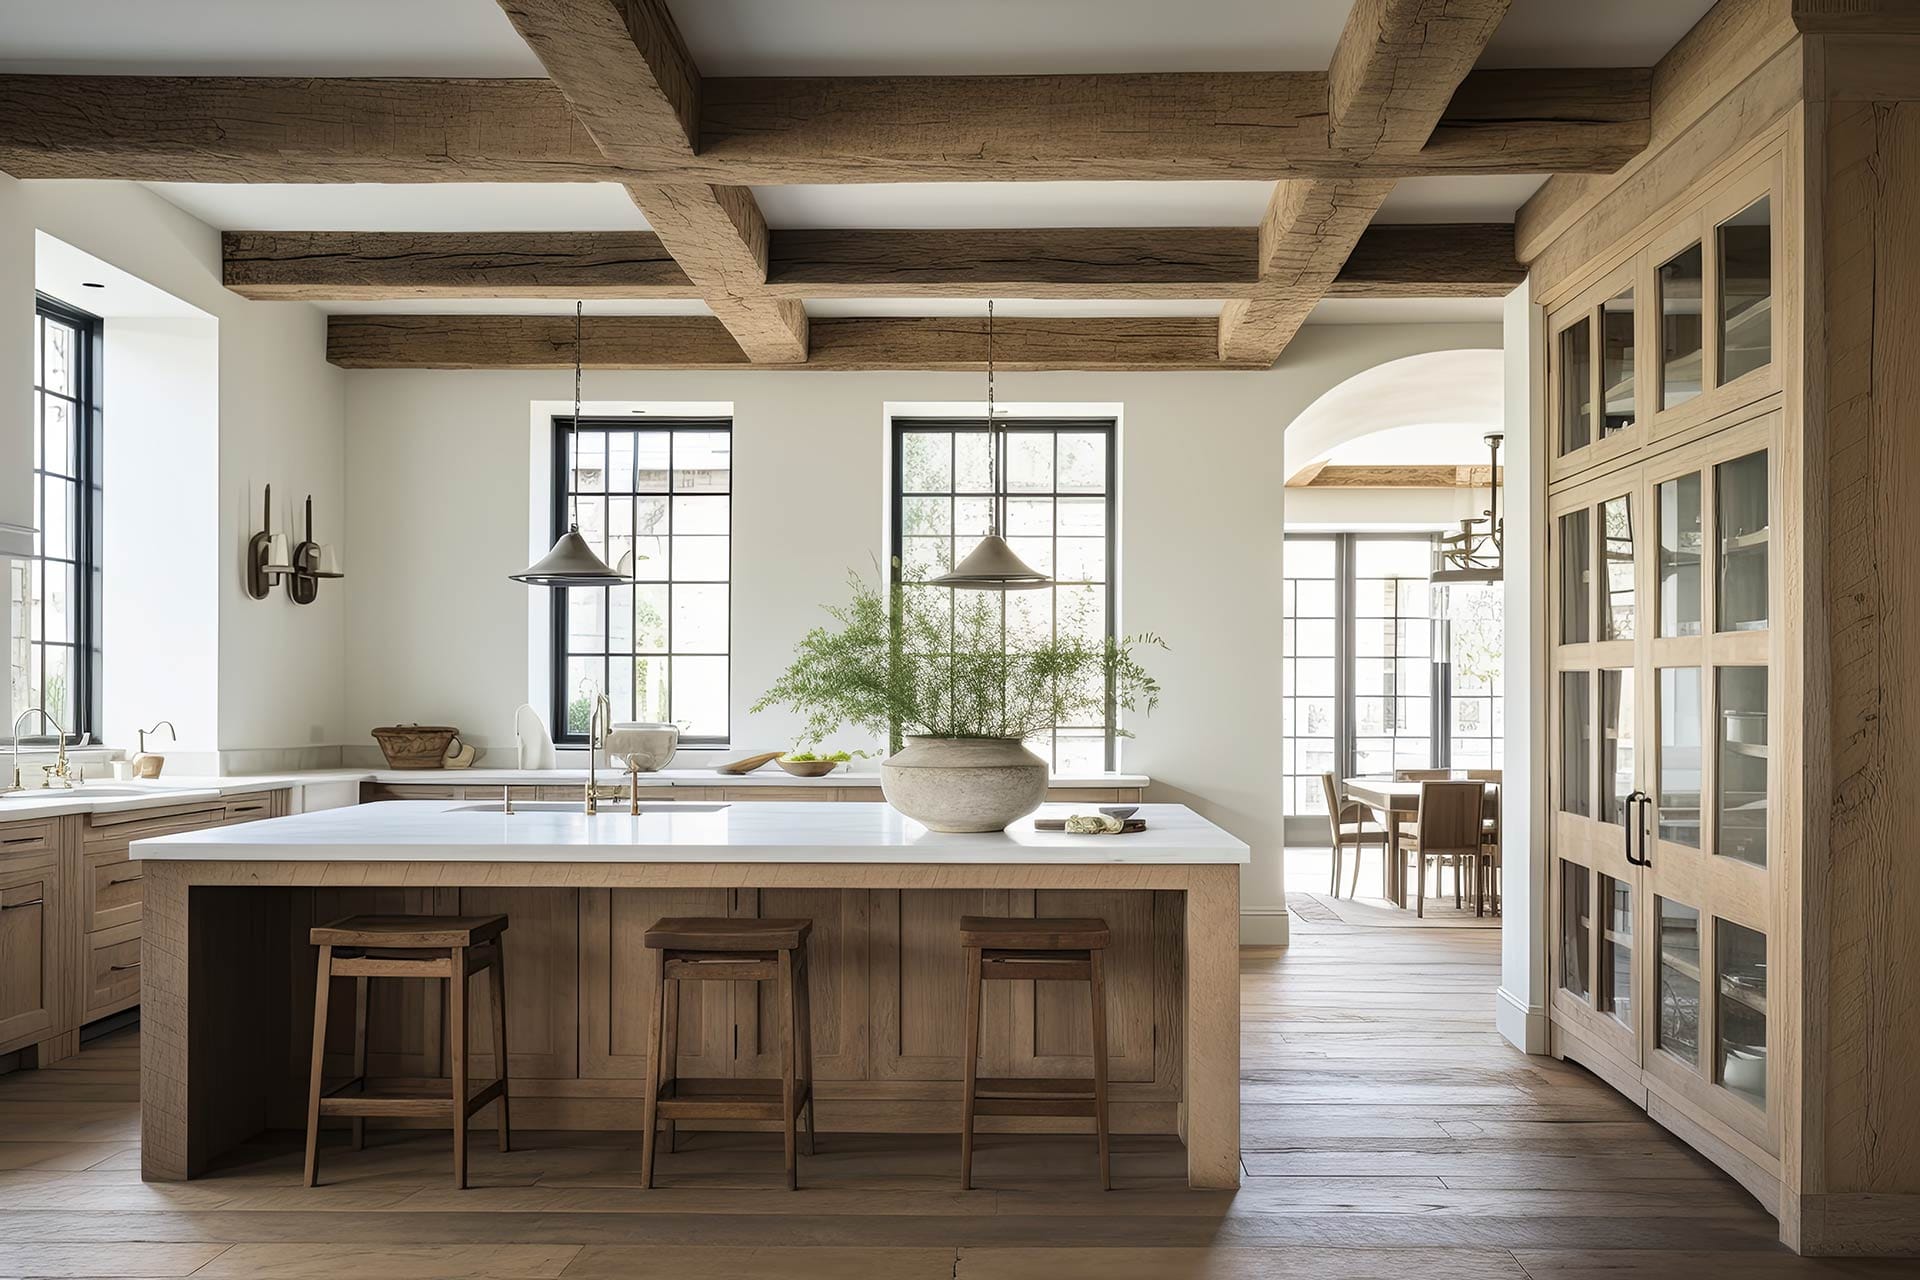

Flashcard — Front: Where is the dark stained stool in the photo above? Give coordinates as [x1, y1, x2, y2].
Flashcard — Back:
[640, 917, 815, 1189]
[958, 916, 1113, 1190]
[302, 914, 510, 1189]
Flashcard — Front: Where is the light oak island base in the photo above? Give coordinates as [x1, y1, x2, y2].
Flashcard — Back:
[137, 860, 1241, 1189]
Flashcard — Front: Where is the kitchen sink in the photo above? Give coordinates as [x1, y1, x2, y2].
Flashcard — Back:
[452, 801, 731, 815]
[1, 784, 156, 800]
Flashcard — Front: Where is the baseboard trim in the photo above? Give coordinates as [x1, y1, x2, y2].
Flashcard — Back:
[1240, 907, 1291, 946]
[1496, 986, 1549, 1054]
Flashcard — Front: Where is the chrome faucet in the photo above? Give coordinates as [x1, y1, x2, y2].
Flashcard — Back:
[7, 708, 73, 792]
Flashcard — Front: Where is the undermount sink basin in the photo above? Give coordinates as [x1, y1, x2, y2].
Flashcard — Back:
[452, 801, 731, 815]
[1, 785, 154, 800]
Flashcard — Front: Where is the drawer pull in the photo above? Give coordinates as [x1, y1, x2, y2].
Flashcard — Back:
[3, 834, 40, 844]
[109, 961, 142, 972]
[108, 873, 141, 885]
[1, 897, 45, 910]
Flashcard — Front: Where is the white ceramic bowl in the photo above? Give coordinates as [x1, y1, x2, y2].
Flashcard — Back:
[604, 723, 680, 772]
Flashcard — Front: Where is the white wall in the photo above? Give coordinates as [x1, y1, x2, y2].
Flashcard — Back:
[0, 181, 348, 758]
[343, 321, 1499, 941]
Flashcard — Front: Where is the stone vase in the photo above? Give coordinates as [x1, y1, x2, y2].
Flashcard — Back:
[880, 736, 1048, 833]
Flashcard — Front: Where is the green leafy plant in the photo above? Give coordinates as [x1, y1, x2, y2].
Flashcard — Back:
[784, 748, 875, 763]
[753, 568, 1165, 745]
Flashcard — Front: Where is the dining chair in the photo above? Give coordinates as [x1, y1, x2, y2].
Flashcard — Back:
[1395, 768, 1452, 781]
[1397, 781, 1487, 918]
[1477, 784, 1502, 915]
[1319, 773, 1389, 899]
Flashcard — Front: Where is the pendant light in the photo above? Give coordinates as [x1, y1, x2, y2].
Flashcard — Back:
[930, 301, 1051, 592]
[512, 302, 640, 587]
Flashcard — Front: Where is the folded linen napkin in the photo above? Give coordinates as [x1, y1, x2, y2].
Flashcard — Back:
[1064, 813, 1124, 835]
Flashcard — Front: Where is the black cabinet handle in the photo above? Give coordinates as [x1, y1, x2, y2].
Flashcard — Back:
[109, 961, 142, 972]
[1624, 790, 1648, 865]
[1637, 795, 1654, 867]
[0, 897, 45, 910]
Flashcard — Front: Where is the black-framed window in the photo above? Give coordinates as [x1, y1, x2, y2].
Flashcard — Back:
[891, 418, 1117, 772]
[549, 418, 731, 745]
[8, 297, 102, 741]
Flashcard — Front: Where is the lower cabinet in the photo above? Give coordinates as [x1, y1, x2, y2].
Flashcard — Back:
[0, 788, 289, 1064]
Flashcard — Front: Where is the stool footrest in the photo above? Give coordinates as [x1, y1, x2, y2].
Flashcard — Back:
[972, 1076, 1096, 1099]
[974, 1097, 1098, 1118]
[316, 1077, 506, 1120]
[979, 956, 1093, 982]
[655, 1076, 811, 1122]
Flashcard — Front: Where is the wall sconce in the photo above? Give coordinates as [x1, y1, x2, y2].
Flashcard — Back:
[245, 483, 296, 600]
[288, 493, 345, 606]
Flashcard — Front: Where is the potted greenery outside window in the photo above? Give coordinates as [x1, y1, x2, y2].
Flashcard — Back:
[753, 570, 1164, 832]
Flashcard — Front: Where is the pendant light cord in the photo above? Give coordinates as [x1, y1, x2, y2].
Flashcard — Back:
[987, 300, 1001, 539]
[568, 300, 584, 532]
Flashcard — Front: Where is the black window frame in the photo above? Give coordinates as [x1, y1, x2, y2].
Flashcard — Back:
[13, 295, 103, 744]
[889, 417, 1120, 770]
[548, 415, 733, 748]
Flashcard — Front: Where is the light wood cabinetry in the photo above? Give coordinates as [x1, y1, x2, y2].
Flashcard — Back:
[0, 789, 288, 1065]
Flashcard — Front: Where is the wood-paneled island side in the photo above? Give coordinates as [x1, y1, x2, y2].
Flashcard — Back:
[132, 801, 1247, 1188]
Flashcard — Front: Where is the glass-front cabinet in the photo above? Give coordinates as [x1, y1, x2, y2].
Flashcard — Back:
[1549, 411, 1779, 1156]
[1549, 156, 1781, 487]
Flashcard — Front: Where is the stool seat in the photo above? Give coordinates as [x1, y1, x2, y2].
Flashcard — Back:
[312, 914, 507, 949]
[644, 917, 812, 951]
[958, 916, 1110, 950]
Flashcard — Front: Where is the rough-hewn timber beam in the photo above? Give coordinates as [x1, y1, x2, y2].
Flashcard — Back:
[1326, 223, 1523, 298]
[0, 67, 1647, 184]
[1287, 464, 1506, 488]
[325, 313, 1256, 372]
[221, 230, 691, 300]
[493, 0, 807, 362]
[1220, 0, 1515, 366]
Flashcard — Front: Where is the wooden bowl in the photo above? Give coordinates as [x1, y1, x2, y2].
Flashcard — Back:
[777, 758, 839, 778]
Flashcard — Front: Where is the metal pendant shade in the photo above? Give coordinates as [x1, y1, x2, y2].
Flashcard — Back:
[513, 302, 640, 588]
[929, 301, 1052, 592]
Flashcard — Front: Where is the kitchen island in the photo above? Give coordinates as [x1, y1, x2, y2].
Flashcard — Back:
[132, 800, 1247, 1188]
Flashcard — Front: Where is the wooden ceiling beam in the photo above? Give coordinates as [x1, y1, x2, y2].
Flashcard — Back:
[0, 67, 1647, 184]
[324, 313, 1256, 371]
[492, 0, 807, 363]
[221, 224, 1516, 302]
[1287, 464, 1506, 488]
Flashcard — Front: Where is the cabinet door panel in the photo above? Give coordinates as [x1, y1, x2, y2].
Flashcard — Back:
[0, 855, 58, 1049]
[871, 889, 1015, 1081]
[580, 887, 731, 1080]
[1012, 889, 1157, 1083]
[735, 888, 868, 1082]
[460, 888, 578, 1079]
[307, 887, 459, 1077]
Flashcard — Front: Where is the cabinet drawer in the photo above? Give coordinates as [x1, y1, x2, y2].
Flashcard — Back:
[0, 820, 57, 854]
[85, 852, 143, 932]
[83, 922, 142, 1023]
[362, 783, 461, 802]
[84, 804, 225, 847]
[221, 792, 276, 824]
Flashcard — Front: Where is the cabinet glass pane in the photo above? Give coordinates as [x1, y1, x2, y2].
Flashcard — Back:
[1717, 666, 1768, 867]
[1658, 667, 1703, 848]
[1559, 316, 1593, 455]
[1716, 450, 1768, 632]
[1560, 508, 1591, 644]
[1660, 243, 1704, 411]
[1561, 860, 1591, 1000]
[1658, 473, 1703, 637]
[1600, 669, 1635, 827]
[1718, 196, 1772, 386]
[1602, 289, 1636, 437]
[1601, 494, 1634, 640]
[1561, 672, 1592, 818]
[1658, 898, 1702, 1067]
[1717, 919, 1768, 1108]
[1600, 876, 1633, 1025]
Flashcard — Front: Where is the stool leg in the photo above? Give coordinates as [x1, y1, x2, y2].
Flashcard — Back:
[1089, 948, 1112, 1192]
[795, 946, 816, 1157]
[350, 975, 369, 1152]
[779, 948, 798, 1191]
[660, 974, 679, 1155]
[640, 948, 666, 1189]
[303, 945, 333, 1188]
[488, 948, 511, 1153]
[449, 946, 470, 1189]
[960, 945, 982, 1191]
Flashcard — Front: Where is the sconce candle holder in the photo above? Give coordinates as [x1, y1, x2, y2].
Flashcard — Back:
[288, 494, 345, 606]
[245, 483, 296, 600]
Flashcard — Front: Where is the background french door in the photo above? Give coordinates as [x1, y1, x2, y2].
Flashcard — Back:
[1549, 412, 1778, 1157]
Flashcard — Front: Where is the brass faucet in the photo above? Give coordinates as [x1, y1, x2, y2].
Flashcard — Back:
[7, 708, 73, 792]
[583, 695, 636, 815]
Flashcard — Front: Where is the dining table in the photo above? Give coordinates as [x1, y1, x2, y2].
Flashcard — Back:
[1342, 773, 1500, 908]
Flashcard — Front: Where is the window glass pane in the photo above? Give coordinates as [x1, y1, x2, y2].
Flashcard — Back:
[1601, 494, 1634, 641]
[1560, 671, 1592, 818]
[901, 432, 951, 492]
[1559, 509, 1591, 644]
[1056, 432, 1107, 494]
[1660, 243, 1704, 410]
[1601, 289, 1635, 437]
[1716, 450, 1768, 632]
[672, 583, 729, 654]
[672, 655, 729, 740]
[1658, 899, 1702, 1066]
[1560, 860, 1591, 999]
[1600, 669, 1634, 827]
[1658, 667, 1703, 847]
[1717, 666, 1768, 867]
[1600, 876, 1633, 1025]
[1658, 473, 1703, 637]
[1716, 919, 1767, 1107]
[1717, 196, 1771, 385]
[1005, 432, 1053, 492]
[1559, 316, 1592, 455]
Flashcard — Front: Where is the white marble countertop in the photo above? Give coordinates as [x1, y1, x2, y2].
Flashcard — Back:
[133, 800, 1247, 865]
[366, 766, 1151, 788]
[0, 772, 366, 821]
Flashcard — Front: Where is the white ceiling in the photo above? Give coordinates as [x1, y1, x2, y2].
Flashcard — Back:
[1375, 176, 1547, 225]
[0, 0, 1718, 76]
[143, 183, 653, 232]
[1306, 298, 1506, 326]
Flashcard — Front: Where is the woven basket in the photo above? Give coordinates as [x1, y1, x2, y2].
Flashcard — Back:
[370, 724, 461, 770]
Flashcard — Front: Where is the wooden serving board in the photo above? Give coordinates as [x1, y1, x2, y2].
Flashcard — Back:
[1034, 817, 1148, 834]
[715, 751, 782, 775]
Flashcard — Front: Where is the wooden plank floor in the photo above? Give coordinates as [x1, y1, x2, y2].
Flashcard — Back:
[0, 881, 1910, 1277]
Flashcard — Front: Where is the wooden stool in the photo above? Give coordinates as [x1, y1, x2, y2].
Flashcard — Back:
[303, 915, 510, 1189]
[958, 916, 1112, 1191]
[641, 917, 815, 1189]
